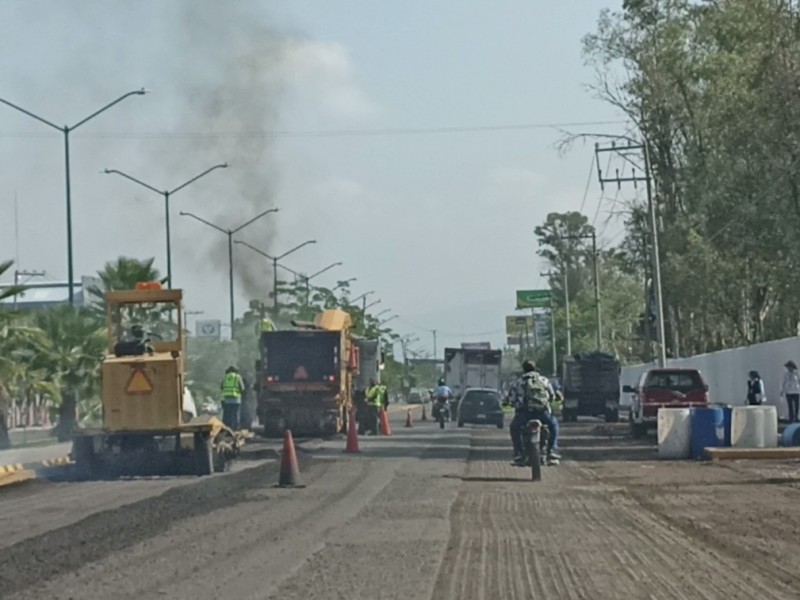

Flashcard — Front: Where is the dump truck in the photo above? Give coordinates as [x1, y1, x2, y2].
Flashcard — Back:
[256, 309, 358, 437]
[561, 351, 621, 423]
[444, 347, 503, 396]
[443, 346, 502, 421]
[71, 282, 246, 479]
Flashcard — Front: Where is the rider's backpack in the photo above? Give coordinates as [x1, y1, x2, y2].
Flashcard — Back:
[522, 374, 551, 412]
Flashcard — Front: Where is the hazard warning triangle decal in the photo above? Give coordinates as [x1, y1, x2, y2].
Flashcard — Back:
[293, 366, 309, 380]
[125, 368, 153, 395]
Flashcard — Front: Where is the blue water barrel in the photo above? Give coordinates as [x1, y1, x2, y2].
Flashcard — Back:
[781, 423, 800, 447]
[690, 407, 725, 459]
[720, 406, 733, 447]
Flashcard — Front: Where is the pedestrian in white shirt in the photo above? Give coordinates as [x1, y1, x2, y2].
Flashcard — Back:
[781, 360, 800, 423]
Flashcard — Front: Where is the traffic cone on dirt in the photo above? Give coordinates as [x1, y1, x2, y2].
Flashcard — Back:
[421, 404, 427, 421]
[344, 409, 360, 453]
[379, 408, 392, 436]
[278, 429, 302, 487]
[405, 409, 414, 428]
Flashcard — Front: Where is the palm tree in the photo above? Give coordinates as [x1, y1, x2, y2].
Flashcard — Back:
[88, 256, 163, 317]
[0, 259, 31, 448]
[32, 306, 106, 441]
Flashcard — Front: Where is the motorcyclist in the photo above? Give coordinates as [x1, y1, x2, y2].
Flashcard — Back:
[505, 360, 561, 465]
[432, 378, 453, 419]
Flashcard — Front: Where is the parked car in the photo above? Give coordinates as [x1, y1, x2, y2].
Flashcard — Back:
[624, 368, 709, 438]
[457, 388, 504, 429]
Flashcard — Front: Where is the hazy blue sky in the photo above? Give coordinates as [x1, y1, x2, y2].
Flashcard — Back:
[0, 0, 630, 354]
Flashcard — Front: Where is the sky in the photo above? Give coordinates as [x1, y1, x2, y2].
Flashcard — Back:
[0, 0, 630, 355]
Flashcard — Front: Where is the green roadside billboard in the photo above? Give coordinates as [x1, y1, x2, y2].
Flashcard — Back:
[515, 289, 551, 309]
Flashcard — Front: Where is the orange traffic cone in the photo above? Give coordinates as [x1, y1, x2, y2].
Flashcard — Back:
[344, 409, 360, 453]
[278, 429, 303, 487]
[405, 409, 414, 428]
[379, 408, 392, 436]
[421, 404, 427, 421]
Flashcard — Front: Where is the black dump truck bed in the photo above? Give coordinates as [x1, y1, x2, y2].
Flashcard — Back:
[561, 351, 621, 422]
[262, 330, 340, 383]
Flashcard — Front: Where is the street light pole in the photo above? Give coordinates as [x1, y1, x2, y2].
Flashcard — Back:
[0, 89, 148, 305]
[234, 239, 316, 316]
[302, 262, 343, 306]
[180, 208, 279, 339]
[103, 163, 228, 288]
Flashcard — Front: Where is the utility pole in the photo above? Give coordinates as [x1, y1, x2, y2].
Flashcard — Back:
[595, 139, 666, 366]
[558, 230, 601, 351]
[431, 329, 437, 358]
[13, 269, 45, 310]
[541, 270, 558, 377]
[563, 265, 572, 356]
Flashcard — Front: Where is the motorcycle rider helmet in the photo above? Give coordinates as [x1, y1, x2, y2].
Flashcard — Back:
[522, 359, 536, 373]
[438, 378, 445, 386]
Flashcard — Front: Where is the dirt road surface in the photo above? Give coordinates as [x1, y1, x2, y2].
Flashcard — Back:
[3, 408, 800, 599]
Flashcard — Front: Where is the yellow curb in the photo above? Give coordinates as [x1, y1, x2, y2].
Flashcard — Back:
[706, 447, 800, 460]
[0, 469, 35, 488]
[40, 456, 72, 467]
[0, 463, 25, 475]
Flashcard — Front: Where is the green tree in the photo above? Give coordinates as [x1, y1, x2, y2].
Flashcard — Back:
[88, 256, 163, 316]
[579, 0, 800, 357]
[32, 306, 106, 441]
[0, 259, 36, 448]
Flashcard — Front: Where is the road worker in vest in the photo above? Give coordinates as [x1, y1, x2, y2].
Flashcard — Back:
[220, 366, 245, 430]
[260, 317, 275, 332]
[365, 378, 382, 435]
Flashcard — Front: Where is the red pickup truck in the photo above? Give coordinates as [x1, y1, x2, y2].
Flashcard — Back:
[624, 368, 709, 438]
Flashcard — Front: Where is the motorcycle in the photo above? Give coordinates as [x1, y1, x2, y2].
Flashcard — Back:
[521, 418, 553, 481]
[432, 396, 450, 429]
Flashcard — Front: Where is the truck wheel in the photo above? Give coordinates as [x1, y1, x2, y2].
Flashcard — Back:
[194, 432, 214, 476]
[457, 420, 464, 428]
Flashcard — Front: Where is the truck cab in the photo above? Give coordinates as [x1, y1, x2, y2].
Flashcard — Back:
[625, 368, 709, 438]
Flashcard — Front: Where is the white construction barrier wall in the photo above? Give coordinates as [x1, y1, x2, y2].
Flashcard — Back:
[619, 336, 800, 420]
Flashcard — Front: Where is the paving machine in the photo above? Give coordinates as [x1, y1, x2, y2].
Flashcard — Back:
[256, 309, 358, 437]
[71, 282, 246, 478]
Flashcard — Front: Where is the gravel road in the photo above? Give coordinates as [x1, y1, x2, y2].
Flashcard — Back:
[3, 410, 800, 599]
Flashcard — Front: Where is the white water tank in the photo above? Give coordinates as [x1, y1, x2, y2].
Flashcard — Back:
[761, 405, 779, 448]
[657, 408, 691, 459]
[732, 406, 766, 448]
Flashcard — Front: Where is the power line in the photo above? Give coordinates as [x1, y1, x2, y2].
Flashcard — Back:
[0, 120, 628, 141]
[579, 153, 596, 214]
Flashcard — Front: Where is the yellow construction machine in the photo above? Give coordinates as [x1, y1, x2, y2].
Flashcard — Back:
[71, 282, 246, 478]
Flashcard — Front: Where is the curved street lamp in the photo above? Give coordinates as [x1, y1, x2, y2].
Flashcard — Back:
[104, 163, 228, 287]
[0, 89, 148, 305]
[180, 208, 279, 338]
[234, 239, 316, 314]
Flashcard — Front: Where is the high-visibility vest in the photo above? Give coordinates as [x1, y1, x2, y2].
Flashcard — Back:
[366, 385, 382, 406]
[379, 385, 388, 403]
[261, 318, 275, 332]
[221, 372, 243, 399]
